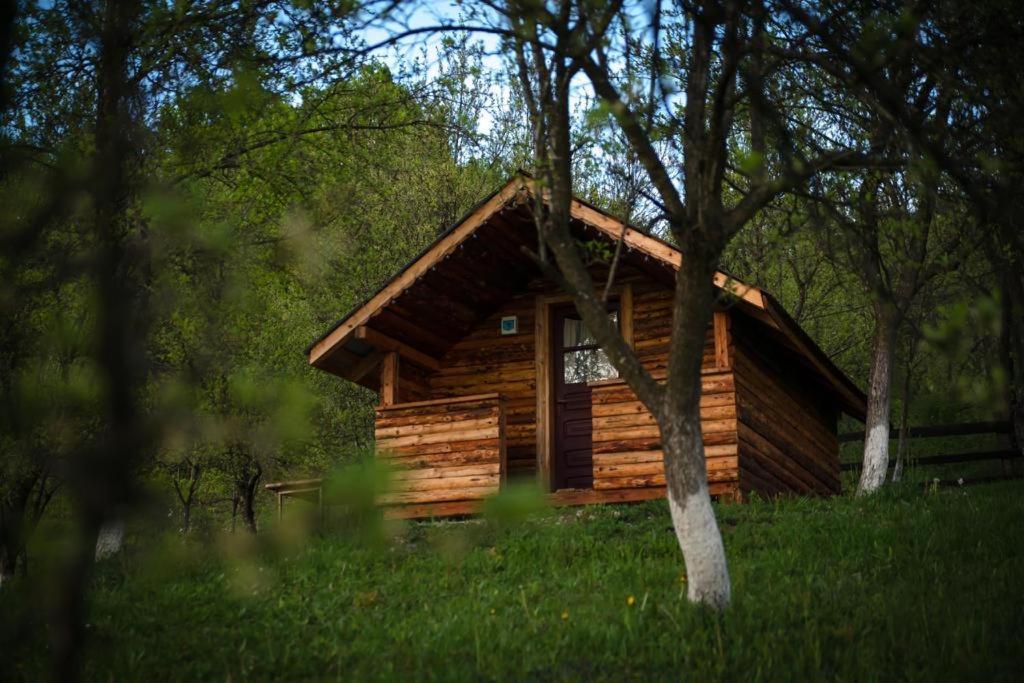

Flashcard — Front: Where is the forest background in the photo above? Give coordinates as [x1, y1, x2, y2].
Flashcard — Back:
[1, 0, 1021, 677]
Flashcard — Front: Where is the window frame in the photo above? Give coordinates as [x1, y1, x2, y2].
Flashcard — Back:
[556, 302, 621, 385]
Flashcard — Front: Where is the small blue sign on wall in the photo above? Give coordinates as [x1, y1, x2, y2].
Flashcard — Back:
[500, 315, 518, 335]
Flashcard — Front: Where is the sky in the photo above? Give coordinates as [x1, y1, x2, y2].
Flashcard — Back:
[355, 2, 509, 136]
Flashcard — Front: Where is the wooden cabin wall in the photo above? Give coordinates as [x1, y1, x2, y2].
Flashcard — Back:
[420, 271, 744, 497]
[425, 291, 539, 477]
[731, 325, 841, 497]
[425, 266, 645, 478]
[589, 284, 741, 499]
[372, 262, 848, 506]
[375, 394, 506, 518]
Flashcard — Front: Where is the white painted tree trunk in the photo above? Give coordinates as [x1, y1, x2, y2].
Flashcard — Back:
[891, 343, 916, 484]
[858, 308, 899, 495]
[661, 411, 731, 609]
[891, 443, 905, 483]
[94, 519, 124, 560]
[667, 483, 731, 607]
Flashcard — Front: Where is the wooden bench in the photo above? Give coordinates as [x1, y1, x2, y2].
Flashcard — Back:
[264, 478, 324, 521]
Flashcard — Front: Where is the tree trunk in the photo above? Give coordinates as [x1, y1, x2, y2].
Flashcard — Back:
[661, 419, 732, 608]
[661, 255, 731, 609]
[0, 514, 19, 586]
[52, 0, 144, 678]
[892, 350, 914, 483]
[0, 537, 18, 587]
[173, 460, 201, 534]
[240, 487, 257, 534]
[94, 519, 125, 560]
[858, 303, 900, 495]
[0, 475, 35, 587]
[999, 266, 1024, 455]
[236, 467, 261, 535]
[51, 514, 102, 682]
[508, 10, 730, 609]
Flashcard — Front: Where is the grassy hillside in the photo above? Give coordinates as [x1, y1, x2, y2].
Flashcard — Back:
[4, 481, 1024, 681]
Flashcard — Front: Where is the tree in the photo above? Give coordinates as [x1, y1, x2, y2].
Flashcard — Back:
[1, 0, 376, 674]
[784, 0, 1024, 456]
[165, 451, 203, 533]
[0, 273, 73, 583]
[146, 59, 509, 533]
[806, 162, 968, 493]
[367, 0, 887, 608]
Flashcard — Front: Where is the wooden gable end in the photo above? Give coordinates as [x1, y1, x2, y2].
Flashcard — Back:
[307, 174, 866, 422]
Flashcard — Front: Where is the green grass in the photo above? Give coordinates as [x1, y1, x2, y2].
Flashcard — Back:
[4, 481, 1024, 681]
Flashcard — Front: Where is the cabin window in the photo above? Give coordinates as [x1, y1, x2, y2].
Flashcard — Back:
[560, 309, 619, 384]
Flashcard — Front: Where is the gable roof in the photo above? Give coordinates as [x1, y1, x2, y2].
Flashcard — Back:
[308, 173, 866, 419]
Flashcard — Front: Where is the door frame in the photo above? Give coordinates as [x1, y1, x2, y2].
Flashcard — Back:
[534, 284, 633, 491]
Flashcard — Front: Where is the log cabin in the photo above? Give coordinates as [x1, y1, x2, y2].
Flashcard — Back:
[306, 174, 866, 519]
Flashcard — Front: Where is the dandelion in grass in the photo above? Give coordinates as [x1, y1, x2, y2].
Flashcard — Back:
[627, 595, 635, 606]
[561, 610, 569, 621]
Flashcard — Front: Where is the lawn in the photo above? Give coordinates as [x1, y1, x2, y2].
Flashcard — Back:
[4, 481, 1024, 681]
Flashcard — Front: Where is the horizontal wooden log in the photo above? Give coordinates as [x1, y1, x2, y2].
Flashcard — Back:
[589, 372, 734, 403]
[377, 437, 500, 458]
[838, 421, 1012, 443]
[738, 420, 838, 493]
[736, 388, 838, 480]
[430, 380, 536, 397]
[591, 428, 738, 454]
[594, 456, 737, 479]
[732, 354, 838, 462]
[377, 392, 501, 411]
[390, 473, 500, 493]
[738, 462, 785, 498]
[382, 449, 500, 470]
[374, 405, 498, 429]
[377, 485, 498, 505]
[592, 450, 663, 466]
[594, 461, 664, 478]
[374, 416, 498, 439]
[384, 500, 482, 520]
[265, 477, 323, 492]
[431, 367, 536, 388]
[591, 443, 738, 468]
[739, 452, 790, 497]
[840, 449, 1021, 471]
[547, 487, 667, 506]
[377, 426, 499, 450]
[377, 399, 505, 420]
[738, 433, 826, 495]
[594, 473, 666, 489]
[391, 462, 500, 481]
[592, 404, 736, 430]
[592, 418, 737, 444]
[594, 467, 737, 490]
[432, 358, 532, 374]
[591, 392, 735, 418]
[732, 347, 838, 455]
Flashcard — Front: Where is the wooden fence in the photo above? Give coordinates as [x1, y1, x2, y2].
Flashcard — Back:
[838, 421, 1022, 484]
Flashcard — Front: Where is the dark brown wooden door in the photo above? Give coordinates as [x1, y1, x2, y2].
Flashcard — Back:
[552, 304, 620, 490]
